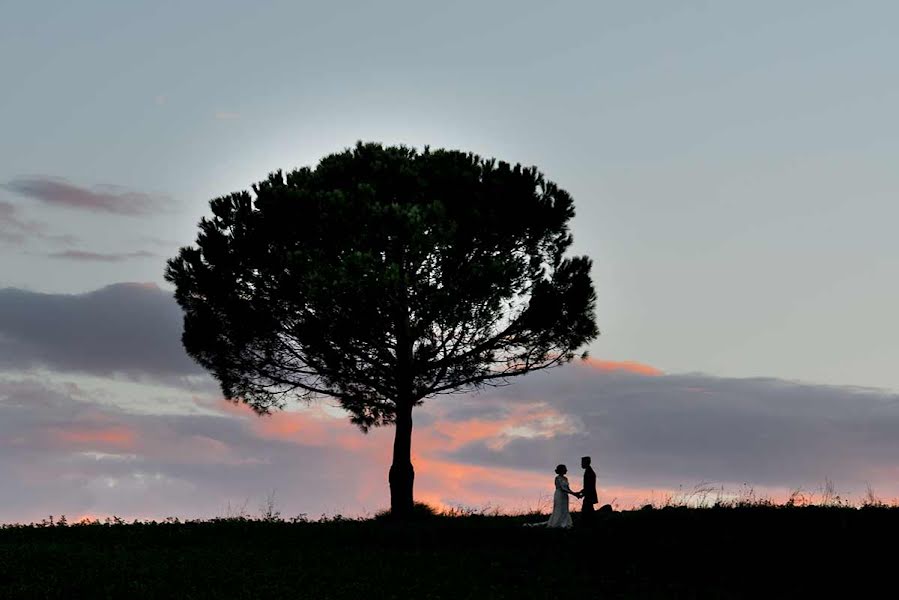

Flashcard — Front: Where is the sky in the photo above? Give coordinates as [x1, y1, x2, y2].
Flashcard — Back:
[1, 1, 898, 522]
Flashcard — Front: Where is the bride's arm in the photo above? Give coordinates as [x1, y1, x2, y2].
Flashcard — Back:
[559, 477, 579, 496]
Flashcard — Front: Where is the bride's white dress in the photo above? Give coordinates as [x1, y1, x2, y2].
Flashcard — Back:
[529, 474, 574, 528]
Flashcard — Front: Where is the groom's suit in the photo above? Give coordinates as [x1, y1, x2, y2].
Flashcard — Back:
[582, 466, 598, 522]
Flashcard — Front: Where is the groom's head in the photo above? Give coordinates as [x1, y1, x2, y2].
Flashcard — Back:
[581, 456, 591, 468]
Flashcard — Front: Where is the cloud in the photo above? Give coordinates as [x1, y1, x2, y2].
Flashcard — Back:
[438, 367, 899, 497]
[0, 201, 40, 243]
[0, 283, 201, 381]
[2, 359, 899, 524]
[0, 200, 76, 246]
[1, 281, 897, 521]
[214, 111, 240, 120]
[0, 377, 384, 523]
[51, 425, 137, 449]
[2, 177, 169, 216]
[583, 357, 663, 376]
[44, 250, 158, 262]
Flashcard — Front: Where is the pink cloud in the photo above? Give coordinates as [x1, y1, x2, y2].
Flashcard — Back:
[207, 398, 590, 512]
[3, 176, 168, 215]
[3, 361, 899, 524]
[0, 200, 76, 245]
[51, 425, 137, 449]
[582, 357, 663, 376]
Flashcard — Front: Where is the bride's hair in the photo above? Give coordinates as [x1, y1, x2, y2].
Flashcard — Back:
[554, 464, 567, 475]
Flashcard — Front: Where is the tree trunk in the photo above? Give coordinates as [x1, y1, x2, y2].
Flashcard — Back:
[389, 235, 415, 518]
[389, 400, 414, 517]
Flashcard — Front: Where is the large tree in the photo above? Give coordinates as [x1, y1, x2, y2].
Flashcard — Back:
[165, 142, 598, 517]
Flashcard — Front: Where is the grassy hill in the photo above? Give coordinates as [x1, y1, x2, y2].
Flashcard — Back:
[1, 505, 896, 598]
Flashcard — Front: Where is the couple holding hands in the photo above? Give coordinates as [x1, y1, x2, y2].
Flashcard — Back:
[529, 456, 598, 529]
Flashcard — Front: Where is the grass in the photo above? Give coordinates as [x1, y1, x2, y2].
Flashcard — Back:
[1, 497, 897, 599]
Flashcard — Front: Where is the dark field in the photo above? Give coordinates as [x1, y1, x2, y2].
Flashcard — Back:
[1, 506, 896, 599]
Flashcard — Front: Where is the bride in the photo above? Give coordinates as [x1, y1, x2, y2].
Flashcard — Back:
[528, 464, 581, 528]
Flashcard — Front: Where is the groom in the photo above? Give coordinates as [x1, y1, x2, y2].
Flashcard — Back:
[577, 456, 598, 524]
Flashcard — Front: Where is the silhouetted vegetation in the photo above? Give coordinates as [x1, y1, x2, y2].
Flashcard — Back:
[165, 141, 598, 517]
[1, 503, 895, 598]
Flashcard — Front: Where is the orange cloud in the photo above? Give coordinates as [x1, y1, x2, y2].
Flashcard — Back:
[197, 364, 675, 514]
[410, 458, 674, 513]
[73, 512, 106, 524]
[419, 406, 578, 454]
[205, 396, 586, 512]
[412, 456, 550, 512]
[212, 398, 351, 448]
[253, 412, 332, 445]
[427, 419, 508, 450]
[53, 426, 136, 448]
[582, 357, 663, 376]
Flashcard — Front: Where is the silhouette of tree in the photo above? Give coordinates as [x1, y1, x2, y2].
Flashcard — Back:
[164, 142, 598, 518]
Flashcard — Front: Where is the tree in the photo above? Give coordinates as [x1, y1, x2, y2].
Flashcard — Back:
[164, 142, 598, 517]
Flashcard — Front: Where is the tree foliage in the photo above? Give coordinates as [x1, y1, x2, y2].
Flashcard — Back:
[165, 142, 598, 431]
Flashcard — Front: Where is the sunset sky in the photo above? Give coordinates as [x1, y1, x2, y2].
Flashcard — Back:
[1, 1, 898, 523]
